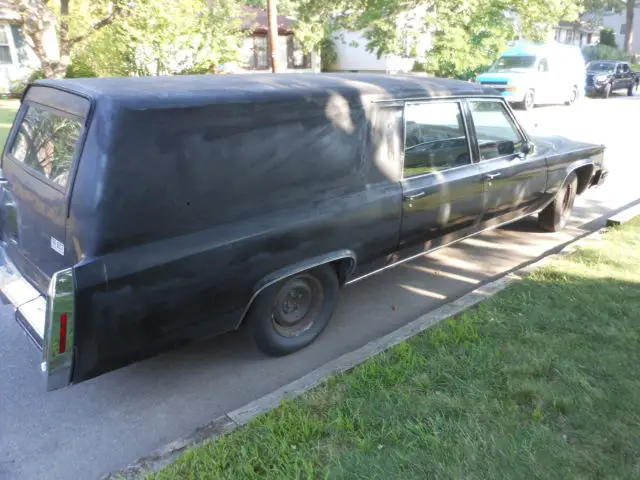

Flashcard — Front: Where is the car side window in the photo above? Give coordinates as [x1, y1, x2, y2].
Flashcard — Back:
[616, 64, 623, 74]
[403, 102, 470, 177]
[469, 101, 524, 162]
[622, 64, 630, 73]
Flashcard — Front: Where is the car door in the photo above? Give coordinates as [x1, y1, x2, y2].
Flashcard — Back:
[621, 63, 632, 89]
[536, 58, 554, 104]
[613, 64, 626, 90]
[467, 99, 547, 224]
[398, 100, 484, 253]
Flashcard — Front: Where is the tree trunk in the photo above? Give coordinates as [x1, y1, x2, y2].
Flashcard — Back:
[623, 0, 634, 53]
[267, 0, 279, 73]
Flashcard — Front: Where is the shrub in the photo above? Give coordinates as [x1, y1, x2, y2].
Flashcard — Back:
[582, 44, 634, 63]
[599, 27, 616, 48]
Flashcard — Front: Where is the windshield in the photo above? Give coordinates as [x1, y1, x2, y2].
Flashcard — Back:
[490, 55, 537, 72]
[587, 62, 615, 72]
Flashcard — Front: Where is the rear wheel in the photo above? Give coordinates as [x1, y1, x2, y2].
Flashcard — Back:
[565, 85, 579, 105]
[538, 172, 578, 232]
[628, 82, 637, 96]
[247, 264, 339, 356]
[602, 83, 611, 99]
[519, 90, 535, 111]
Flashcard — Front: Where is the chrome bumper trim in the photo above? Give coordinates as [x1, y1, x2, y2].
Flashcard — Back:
[0, 247, 45, 348]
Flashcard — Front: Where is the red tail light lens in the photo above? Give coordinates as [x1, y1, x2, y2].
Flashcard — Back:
[59, 312, 68, 354]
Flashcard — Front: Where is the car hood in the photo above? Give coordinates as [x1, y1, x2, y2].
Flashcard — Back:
[476, 72, 528, 84]
[530, 134, 604, 158]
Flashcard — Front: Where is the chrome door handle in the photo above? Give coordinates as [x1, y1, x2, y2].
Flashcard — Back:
[485, 173, 501, 180]
[404, 191, 426, 201]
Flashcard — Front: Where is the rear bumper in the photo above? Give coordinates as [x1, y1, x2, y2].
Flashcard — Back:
[0, 247, 46, 349]
[0, 247, 75, 391]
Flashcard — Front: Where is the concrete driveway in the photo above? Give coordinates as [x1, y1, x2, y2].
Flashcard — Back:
[1, 95, 639, 480]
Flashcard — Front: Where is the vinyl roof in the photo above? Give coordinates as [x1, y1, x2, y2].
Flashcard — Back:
[35, 73, 494, 108]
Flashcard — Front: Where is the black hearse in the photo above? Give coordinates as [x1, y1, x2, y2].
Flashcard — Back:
[0, 74, 606, 390]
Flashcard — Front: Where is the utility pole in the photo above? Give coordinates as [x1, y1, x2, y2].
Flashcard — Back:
[267, 0, 279, 72]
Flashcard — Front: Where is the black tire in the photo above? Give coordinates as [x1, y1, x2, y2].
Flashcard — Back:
[602, 83, 611, 99]
[565, 86, 579, 105]
[247, 264, 339, 356]
[628, 82, 637, 96]
[519, 90, 535, 110]
[538, 172, 578, 232]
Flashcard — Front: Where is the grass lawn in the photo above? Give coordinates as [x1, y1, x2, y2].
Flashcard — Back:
[154, 217, 640, 480]
[0, 100, 18, 148]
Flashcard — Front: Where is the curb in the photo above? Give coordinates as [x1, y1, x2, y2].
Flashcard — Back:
[105, 212, 631, 479]
[606, 202, 640, 227]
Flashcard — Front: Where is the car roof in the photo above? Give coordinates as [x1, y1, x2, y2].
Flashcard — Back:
[34, 73, 497, 109]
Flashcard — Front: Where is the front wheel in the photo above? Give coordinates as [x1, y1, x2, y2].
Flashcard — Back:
[538, 172, 578, 232]
[247, 264, 339, 356]
[602, 83, 612, 99]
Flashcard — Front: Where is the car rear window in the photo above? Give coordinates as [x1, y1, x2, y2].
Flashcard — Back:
[9, 103, 82, 189]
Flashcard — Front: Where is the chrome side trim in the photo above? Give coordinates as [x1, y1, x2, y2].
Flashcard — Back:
[345, 208, 543, 286]
[42, 268, 75, 391]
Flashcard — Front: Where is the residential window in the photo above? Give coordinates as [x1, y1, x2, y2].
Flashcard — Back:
[620, 24, 626, 35]
[566, 30, 573, 44]
[0, 25, 13, 65]
[254, 36, 268, 69]
[403, 101, 470, 177]
[469, 101, 523, 162]
[9, 104, 82, 188]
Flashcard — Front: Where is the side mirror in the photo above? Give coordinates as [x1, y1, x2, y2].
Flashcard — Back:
[522, 141, 535, 155]
[497, 140, 515, 156]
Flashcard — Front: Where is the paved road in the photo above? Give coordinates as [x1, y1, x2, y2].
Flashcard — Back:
[1, 95, 639, 480]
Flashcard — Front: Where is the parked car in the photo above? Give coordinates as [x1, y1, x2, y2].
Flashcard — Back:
[476, 42, 586, 110]
[0, 74, 607, 390]
[585, 61, 639, 98]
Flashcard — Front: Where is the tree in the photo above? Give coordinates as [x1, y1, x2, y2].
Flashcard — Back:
[295, 0, 583, 79]
[114, 0, 245, 76]
[586, 0, 639, 53]
[9, 0, 127, 79]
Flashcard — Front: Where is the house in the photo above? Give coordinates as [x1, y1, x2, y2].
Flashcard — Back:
[601, 7, 640, 54]
[553, 18, 600, 47]
[232, 7, 317, 73]
[0, 0, 58, 92]
[328, 7, 432, 73]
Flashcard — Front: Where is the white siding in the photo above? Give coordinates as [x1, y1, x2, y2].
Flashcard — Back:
[602, 8, 640, 53]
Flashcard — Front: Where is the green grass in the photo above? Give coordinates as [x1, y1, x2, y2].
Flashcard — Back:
[0, 100, 18, 148]
[153, 217, 640, 480]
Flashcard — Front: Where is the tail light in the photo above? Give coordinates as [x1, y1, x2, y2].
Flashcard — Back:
[42, 268, 75, 391]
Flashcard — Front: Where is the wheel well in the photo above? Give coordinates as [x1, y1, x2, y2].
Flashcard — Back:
[332, 257, 356, 285]
[573, 165, 594, 195]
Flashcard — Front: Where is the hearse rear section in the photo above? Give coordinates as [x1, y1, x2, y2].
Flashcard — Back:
[0, 85, 90, 389]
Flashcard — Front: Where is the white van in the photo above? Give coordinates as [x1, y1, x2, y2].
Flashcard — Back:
[476, 42, 586, 110]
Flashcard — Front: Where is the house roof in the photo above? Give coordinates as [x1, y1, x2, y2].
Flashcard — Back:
[241, 6, 295, 35]
[0, 0, 21, 21]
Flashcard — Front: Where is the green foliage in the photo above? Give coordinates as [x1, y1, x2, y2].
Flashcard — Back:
[295, 0, 583, 79]
[599, 27, 617, 47]
[582, 44, 635, 63]
[116, 0, 246, 76]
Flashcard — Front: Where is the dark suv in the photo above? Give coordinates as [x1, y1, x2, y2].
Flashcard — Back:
[586, 61, 639, 98]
